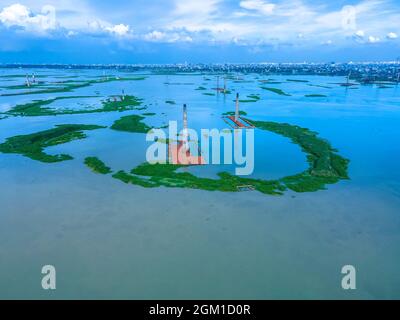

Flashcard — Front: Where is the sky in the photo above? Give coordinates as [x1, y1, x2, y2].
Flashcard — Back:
[0, 0, 399, 64]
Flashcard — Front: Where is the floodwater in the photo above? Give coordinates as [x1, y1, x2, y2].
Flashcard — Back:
[0, 68, 399, 299]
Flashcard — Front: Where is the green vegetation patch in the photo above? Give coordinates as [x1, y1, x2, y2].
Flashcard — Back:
[0, 124, 105, 163]
[287, 79, 309, 83]
[203, 92, 216, 96]
[97, 119, 350, 195]
[307, 84, 332, 89]
[165, 100, 176, 105]
[84, 157, 112, 174]
[111, 115, 153, 133]
[6, 95, 143, 117]
[0, 76, 146, 97]
[249, 119, 349, 192]
[101, 95, 142, 112]
[195, 86, 207, 90]
[260, 87, 291, 96]
[222, 111, 248, 116]
[305, 94, 327, 98]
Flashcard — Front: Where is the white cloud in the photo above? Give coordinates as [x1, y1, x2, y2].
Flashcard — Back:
[105, 24, 130, 37]
[0, 3, 57, 33]
[174, 0, 219, 16]
[144, 30, 193, 43]
[387, 32, 398, 39]
[239, 0, 275, 15]
[87, 20, 132, 37]
[355, 30, 365, 38]
[0, 3, 132, 38]
[368, 35, 380, 43]
[322, 40, 333, 45]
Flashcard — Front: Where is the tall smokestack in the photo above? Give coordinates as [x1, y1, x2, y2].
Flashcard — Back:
[235, 93, 240, 121]
[183, 104, 189, 151]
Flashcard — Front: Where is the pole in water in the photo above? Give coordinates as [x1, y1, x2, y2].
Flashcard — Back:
[183, 104, 189, 151]
[235, 93, 240, 122]
[224, 77, 227, 94]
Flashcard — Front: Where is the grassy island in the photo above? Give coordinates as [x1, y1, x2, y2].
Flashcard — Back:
[6, 95, 143, 117]
[305, 94, 328, 98]
[92, 119, 350, 195]
[84, 157, 112, 174]
[0, 76, 146, 97]
[222, 111, 248, 116]
[0, 124, 105, 163]
[287, 79, 309, 83]
[110, 115, 153, 133]
[260, 87, 291, 96]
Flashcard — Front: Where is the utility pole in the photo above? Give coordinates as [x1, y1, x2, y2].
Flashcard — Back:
[235, 93, 240, 122]
[224, 77, 227, 94]
[183, 104, 189, 152]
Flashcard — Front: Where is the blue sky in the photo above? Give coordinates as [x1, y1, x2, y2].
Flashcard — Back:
[0, 0, 399, 63]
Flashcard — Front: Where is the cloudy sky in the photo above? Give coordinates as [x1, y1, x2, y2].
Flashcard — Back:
[0, 0, 399, 63]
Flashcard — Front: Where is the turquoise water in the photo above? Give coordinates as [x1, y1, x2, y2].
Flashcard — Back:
[0, 69, 399, 299]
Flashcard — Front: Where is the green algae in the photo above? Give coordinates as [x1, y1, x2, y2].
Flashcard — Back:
[249, 119, 349, 192]
[110, 115, 153, 133]
[287, 79, 309, 83]
[165, 100, 176, 105]
[84, 157, 112, 174]
[101, 119, 350, 195]
[0, 76, 146, 97]
[195, 86, 207, 90]
[260, 87, 291, 96]
[6, 95, 142, 117]
[259, 80, 283, 84]
[222, 111, 248, 116]
[112, 163, 285, 194]
[101, 95, 142, 112]
[0, 124, 105, 163]
[203, 92, 216, 96]
[305, 94, 327, 98]
[307, 84, 333, 89]
[235, 95, 260, 103]
[247, 94, 260, 100]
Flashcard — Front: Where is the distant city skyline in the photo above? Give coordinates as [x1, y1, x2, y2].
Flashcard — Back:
[0, 0, 399, 63]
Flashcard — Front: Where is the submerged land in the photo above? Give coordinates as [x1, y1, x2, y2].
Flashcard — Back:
[0, 66, 354, 196]
[87, 119, 349, 195]
[0, 124, 105, 162]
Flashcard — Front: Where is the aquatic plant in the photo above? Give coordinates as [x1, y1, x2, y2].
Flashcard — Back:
[110, 115, 153, 133]
[305, 94, 327, 98]
[104, 119, 350, 195]
[6, 95, 143, 117]
[287, 79, 309, 83]
[84, 157, 112, 174]
[0, 76, 146, 97]
[260, 87, 291, 96]
[222, 111, 248, 116]
[0, 124, 105, 163]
